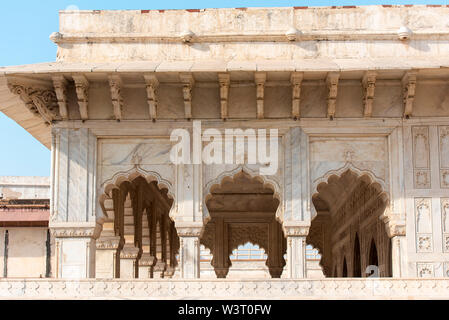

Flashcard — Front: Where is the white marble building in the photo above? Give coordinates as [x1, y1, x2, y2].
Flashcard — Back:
[0, 5, 449, 298]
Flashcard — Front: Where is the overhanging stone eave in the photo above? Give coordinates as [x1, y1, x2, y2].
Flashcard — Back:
[0, 74, 51, 149]
[1, 58, 449, 76]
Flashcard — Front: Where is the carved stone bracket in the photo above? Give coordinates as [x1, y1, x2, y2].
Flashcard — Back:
[326, 72, 340, 120]
[255, 72, 266, 119]
[180, 73, 195, 120]
[108, 75, 123, 121]
[8, 83, 59, 124]
[144, 73, 159, 121]
[218, 73, 230, 120]
[120, 246, 140, 259]
[73, 75, 89, 120]
[52, 76, 68, 120]
[362, 71, 376, 118]
[290, 72, 303, 119]
[402, 71, 417, 118]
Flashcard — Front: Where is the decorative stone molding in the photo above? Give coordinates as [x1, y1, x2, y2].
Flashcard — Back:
[362, 71, 376, 118]
[96, 236, 122, 250]
[120, 246, 140, 259]
[218, 73, 230, 120]
[73, 75, 89, 120]
[50, 225, 102, 239]
[283, 224, 310, 237]
[180, 73, 194, 120]
[175, 224, 203, 237]
[402, 71, 417, 118]
[1, 279, 449, 299]
[52, 75, 68, 120]
[108, 75, 124, 121]
[290, 72, 303, 119]
[144, 73, 159, 121]
[8, 83, 59, 124]
[255, 72, 266, 119]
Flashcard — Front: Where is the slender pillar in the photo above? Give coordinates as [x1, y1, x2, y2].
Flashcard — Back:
[52, 224, 100, 279]
[267, 220, 285, 278]
[176, 223, 202, 279]
[384, 216, 407, 277]
[285, 224, 309, 278]
[211, 217, 230, 278]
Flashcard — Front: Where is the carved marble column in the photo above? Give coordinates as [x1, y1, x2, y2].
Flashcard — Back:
[285, 224, 310, 278]
[176, 223, 202, 279]
[51, 225, 100, 279]
[96, 234, 121, 279]
[384, 216, 407, 278]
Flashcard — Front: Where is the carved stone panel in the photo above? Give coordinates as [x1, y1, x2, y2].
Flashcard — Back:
[439, 126, 449, 188]
[415, 198, 433, 253]
[412, 126, 431, 189]
[441, 199, 449, 252]
[417, 263, 434, 278]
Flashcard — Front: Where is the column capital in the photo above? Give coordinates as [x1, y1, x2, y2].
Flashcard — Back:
[382, 215, 406, 237]
[175, 222, 204, 237]
[50, 222, 102, 239]
[96, 235, 122, 250]
[283, 222, 310, 237]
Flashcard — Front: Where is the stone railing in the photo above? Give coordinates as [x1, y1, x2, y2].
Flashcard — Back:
[1, 278, 449, 299]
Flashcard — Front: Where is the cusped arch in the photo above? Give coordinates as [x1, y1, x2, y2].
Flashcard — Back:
[98, 167, 175, 222]
[311, 163, 389, 221]
[203, 165, 283, 223]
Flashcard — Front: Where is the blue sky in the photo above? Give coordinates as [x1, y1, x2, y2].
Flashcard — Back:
[0, 0, 447, 176]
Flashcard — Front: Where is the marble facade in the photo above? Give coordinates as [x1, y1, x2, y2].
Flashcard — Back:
[1, 5, 449, 298]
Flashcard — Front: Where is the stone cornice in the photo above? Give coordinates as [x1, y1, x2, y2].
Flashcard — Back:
[50, 30, 449, 44]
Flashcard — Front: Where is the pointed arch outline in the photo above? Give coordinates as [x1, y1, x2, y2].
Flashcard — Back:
[311, 162, 390, 220]
[203, 165, 283, 223]
[98, 167, 175, 222]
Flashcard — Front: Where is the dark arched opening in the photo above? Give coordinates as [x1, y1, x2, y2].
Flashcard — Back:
[342, 257, 348, 277]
